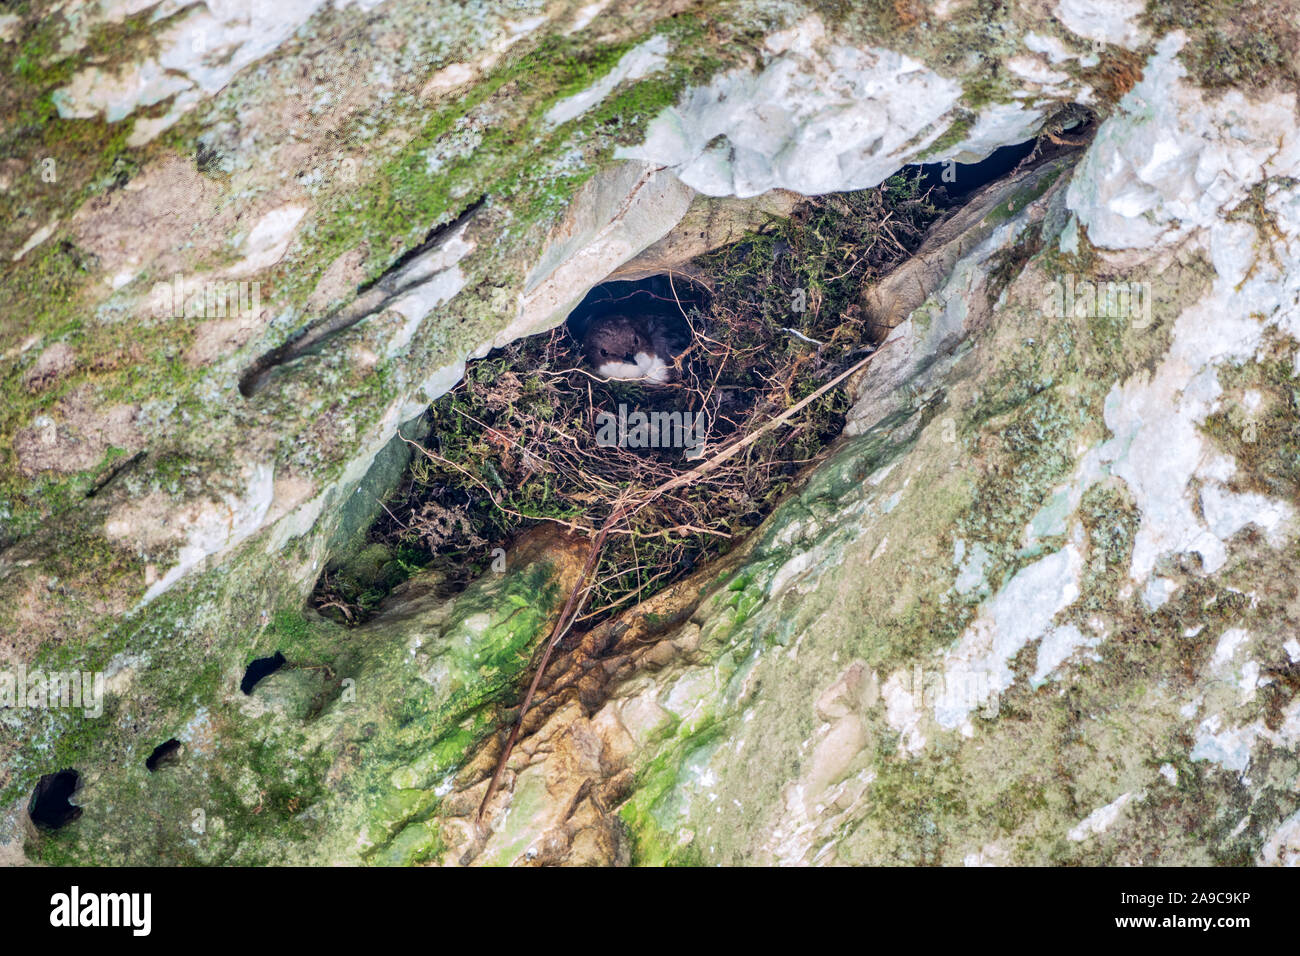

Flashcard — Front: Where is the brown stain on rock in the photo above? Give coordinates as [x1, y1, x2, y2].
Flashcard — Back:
[13, 385, 143, 479]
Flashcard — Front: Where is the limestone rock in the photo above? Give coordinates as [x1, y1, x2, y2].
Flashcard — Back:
[2, 0, 1299, 867]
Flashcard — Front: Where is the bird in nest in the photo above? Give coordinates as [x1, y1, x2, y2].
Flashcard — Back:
[581, 314, 688, 385]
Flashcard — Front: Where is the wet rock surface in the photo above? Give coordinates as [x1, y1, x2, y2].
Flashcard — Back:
[2, 1, 1299, 865]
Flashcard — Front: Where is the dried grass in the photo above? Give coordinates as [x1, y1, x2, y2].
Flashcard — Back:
[312, 171, 942, 625]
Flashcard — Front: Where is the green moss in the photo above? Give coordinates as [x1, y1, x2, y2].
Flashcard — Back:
[987, 169, 1061, 227]
[958, 72, 1012, 111]
[366, 788, 440, 844]
[372, 818, 446, 866]
[15, 526, 577, 863]
[853, 747, 970, 864]
[1201, 335, 1300, 500]
[619, 726, 731, 866]
[261, 608, 348, 660]
[0, 3, 179, 264]
[962, 380, 1082, 577]
[1070, 481, 1140, 616]
[920, 109, 977, 158]
[295, 15, 721, 297]
[3, 537, 306, 805]
[1143, 0, 1296, 91]
[4, 4, 165, 91]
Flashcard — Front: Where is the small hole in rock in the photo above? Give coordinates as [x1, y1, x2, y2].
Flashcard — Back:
[563, 275, 705, 346]
[28, 769, 83, 830]
[910, 138, 1038, 203]
[145, 739, 182, 772]
[240, 651, 286, 694]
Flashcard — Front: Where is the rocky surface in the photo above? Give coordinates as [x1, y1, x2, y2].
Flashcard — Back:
[2, 0, 1299, 865]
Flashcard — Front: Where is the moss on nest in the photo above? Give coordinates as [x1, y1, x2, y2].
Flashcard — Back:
[310, 171, 944, 627]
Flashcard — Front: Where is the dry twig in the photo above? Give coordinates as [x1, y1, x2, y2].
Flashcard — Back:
[476, 339, 892, 822]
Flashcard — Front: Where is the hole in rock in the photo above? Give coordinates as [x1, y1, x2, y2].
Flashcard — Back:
[240, 651, 286, 695]
[145, 739, 182, 772]
[28, 769, 83, 830]
[563, 274, 704, 346]
[910, 138, 1038, 203]
[312, 167, 971, 627]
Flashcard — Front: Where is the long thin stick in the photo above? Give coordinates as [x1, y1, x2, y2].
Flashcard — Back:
[475, 339, 893, 822]
[477, 504, 628, 821]
[626, 339, 890, 517]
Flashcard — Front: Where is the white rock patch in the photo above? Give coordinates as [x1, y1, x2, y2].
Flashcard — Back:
[1067, 790, 1142, 842]
[1260, 809, 1300, 866]
[53, 0, 391, 143]
[618, 17, 969, 196]
[224, 205, 307, 277]
[1191, 714, 1265, 773]
[1210, 628, 1250, 670]
[935, 541, 1084, 731]
[139, 461, 275, 603]
[1067, 35, 1300, 250]
[882, 671, 927, 755]
[1054, 0, 1149, 51]
[1032, 623, 1098, 686]
[1061, 36, 1300, 594]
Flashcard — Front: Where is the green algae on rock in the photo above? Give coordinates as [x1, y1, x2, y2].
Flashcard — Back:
[4, 0, 1300, 868]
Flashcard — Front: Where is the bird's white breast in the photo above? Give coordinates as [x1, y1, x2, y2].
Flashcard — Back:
[597, 351, 671, 384]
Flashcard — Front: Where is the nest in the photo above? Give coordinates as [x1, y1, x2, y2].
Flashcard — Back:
[314, 171, 943, 626]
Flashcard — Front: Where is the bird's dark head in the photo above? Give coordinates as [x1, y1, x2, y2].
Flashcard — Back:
[583, 315, 651, 368]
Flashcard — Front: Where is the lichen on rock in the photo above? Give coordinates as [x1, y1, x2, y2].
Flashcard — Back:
[2, 0, 1300, 868]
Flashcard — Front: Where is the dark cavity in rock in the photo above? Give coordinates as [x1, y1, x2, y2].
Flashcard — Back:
[910, 137, 1037, 203]
[145, 738, 182, 772]
[311, 171, 952, 628]
[28, 769, 83, 830]
[240, 651, 286, 694]
[564, 274, 703, 346]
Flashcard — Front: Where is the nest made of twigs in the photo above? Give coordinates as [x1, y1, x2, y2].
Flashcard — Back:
[313, 172, 943, 626]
